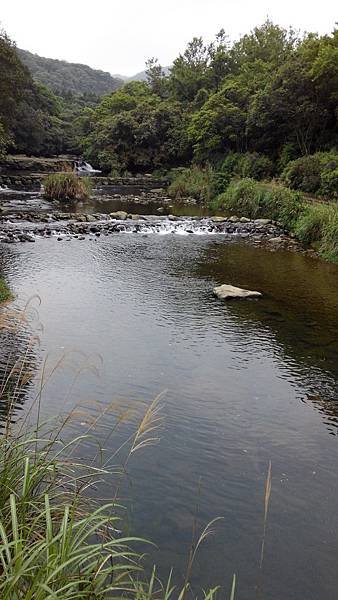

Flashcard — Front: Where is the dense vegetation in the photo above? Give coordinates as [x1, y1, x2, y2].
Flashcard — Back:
[79, 22, 337, 180]
[0, 29, 108, 157]
[18, 48, 123, 96]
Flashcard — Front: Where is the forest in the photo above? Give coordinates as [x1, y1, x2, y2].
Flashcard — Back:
[0, 21, 337, 198]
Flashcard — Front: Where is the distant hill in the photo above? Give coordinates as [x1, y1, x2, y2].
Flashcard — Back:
[18, 49, 124, 96]
[112, 66, 170, 83]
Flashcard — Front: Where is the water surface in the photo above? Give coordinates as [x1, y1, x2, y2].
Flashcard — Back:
[0, 230, 338, 599]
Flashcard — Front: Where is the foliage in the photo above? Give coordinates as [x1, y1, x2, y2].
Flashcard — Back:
[167, 166, 227, 202]
[293, 203, 338, 261]
[81, 83, 192, 173]
[0, 278, 11, 304]
[1, 20, 337, 178]
[320, 168, 338, 199]
[215, 179, 304, 228]
[18, 48, 123, 96]
[218, 152, 274, 180]
[44, 173, 92, 202]
[281, 152, 338, 194]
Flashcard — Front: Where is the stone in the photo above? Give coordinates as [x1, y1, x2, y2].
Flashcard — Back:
[254, 218, 271, 225]
[213, 284, 262, 300]
[110, 211, 128, 220]
[211, 216, 228, 223]
[240, 217, 251, 223]
[228, 215, 240, 223]
[268, 236, 283, 244]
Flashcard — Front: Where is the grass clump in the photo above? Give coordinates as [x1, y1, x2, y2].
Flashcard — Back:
[214, 179, 304, 228]
[0, 278, 12, 304]
[168, 166, 228, 203]
[44, 173, 92, 202]
[294, 203, 338, 263]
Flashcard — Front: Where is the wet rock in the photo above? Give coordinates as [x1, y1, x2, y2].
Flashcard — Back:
[254, 218, 271, 225]
[211, 216, 228, 223]
[110, 211, 128, 220]
[228, 216, 240, 223]
[240, 217, 251, 223]
[213, 284, 262, 300]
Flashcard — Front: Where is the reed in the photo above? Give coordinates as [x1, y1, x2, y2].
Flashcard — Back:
[44, 173, 92, 202]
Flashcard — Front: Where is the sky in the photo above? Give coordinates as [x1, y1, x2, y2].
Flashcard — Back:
[1, 0, 336, 76]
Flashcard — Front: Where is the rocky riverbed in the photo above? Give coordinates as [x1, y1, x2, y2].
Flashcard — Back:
[0, 210, 311, 256]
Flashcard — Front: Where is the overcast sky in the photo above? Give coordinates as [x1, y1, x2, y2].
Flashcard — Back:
[1, 0, 336, 75]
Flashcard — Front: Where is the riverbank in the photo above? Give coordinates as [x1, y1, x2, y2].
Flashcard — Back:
[168, 172, 338, 264]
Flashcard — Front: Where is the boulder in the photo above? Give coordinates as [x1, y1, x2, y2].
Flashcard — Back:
[228, 215, 240, 223]
[211, 216, 228, 223]
[240, 216, 251, 223]
[213, 284, 262, 300]
[254, 218, 271, 225]
[110, 211, 128, 220]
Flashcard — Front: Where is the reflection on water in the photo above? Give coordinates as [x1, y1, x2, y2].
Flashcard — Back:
[0, 233, 338, 599]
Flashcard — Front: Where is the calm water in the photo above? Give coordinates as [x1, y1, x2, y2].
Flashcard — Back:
[1, 231, 338, 599]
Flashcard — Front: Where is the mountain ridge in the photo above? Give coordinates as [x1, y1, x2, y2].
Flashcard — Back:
[18, 48, 124, 96]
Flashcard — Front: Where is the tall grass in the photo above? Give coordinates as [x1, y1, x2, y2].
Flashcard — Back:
[294, 203, 338, 263]
[167, 166, 226, 203]
[44, 173, 92, 202]
[214, 179, 304, 229]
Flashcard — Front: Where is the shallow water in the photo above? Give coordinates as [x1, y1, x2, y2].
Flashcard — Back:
[0, 227, 338, 599]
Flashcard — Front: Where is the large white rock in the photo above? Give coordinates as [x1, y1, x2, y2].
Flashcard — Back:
[213, 284, 262, 300]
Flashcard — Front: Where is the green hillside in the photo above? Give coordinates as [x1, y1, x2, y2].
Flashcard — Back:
[18, 48, 123, 96]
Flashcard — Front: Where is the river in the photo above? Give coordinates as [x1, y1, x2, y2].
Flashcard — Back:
[0, 191, 338, 599]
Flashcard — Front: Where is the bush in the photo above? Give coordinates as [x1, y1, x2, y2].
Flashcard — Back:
[0, 278, 11, 304]
[44, 173, 92, 202]
[320, 168, 338, 199]
[219, 152, 274, 181]
[215, 179, 304, 228]
[168, 165, 225, 203]
[281, 151, 338, 195]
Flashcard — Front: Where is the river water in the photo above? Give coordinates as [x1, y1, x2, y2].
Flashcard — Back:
[0, 193, 338, 599]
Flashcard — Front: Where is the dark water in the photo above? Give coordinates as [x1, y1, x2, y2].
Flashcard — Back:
[1, 231, 338, 599]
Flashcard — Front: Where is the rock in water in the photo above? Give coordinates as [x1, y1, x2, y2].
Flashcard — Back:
[213, 284, 262, 300]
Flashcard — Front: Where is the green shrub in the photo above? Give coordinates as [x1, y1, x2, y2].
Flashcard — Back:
[219, 152, 274, 181]
[44, 173, 92, 202]
[277, 143, 299, 172]
[168, 165, 224, 203]
[215, 179, 304, 228]
[281, 151, 338, 194]
[320, 168, 338, 199]
[0, 278, 11, 304]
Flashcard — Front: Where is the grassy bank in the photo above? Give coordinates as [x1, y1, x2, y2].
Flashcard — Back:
[213, 179, 338, 263]
[0, 277, 12, 304]
[168, 167, 338, 264]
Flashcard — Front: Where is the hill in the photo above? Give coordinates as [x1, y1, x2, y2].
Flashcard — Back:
[18, 49, 123, 96]
[112, 66, 170, 82]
